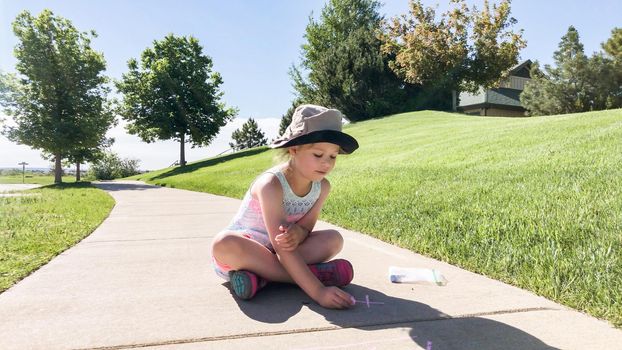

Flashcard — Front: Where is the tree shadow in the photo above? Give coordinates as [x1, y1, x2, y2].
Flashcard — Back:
[230, 283, 560, 350]
[149, 147, 269, 180]
[91, 181, 159, 192]
[38, 182, 95, 190]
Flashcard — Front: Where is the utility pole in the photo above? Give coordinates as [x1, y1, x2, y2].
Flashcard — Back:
[18, 162, 28, 183]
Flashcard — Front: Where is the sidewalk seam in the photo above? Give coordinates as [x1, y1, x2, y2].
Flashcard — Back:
[83, 237, 209, 244]
[106, 213, 227, 218]
[75, 307, 558, 350]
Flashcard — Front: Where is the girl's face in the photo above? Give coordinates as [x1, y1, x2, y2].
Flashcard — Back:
[289, 142, 340, 181]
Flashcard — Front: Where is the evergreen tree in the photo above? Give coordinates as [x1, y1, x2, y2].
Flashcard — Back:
[278, 99, 301, 136]
[520, 26, 620, 115]
[586, 53, 620, 110]
[552, 26, 591, 112]
[1, 10, 114, 183]
[602, 28, 622, 61]
[519, 62, 560, 116]
[601, 28, 622, 108]
[229, 118, 267, 151]
[116, 34, 236, 167]
[291, 0, 414, 121]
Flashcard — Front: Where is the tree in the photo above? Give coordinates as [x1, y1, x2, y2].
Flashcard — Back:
[0, 72, 11, 102]
[1, 10, 114, 183]
[116, 34, 236, 167]
[602, 27, 622, 61]
[278, 99, 302, 136]
[586, 53, 620, 110]
[601, 28, 622, 108]
[291, 0, 415, 121]
[382, 0, 526, 109]
[521, 26, 608, 115]
[66, 135, 114, 181]
[551, 26, 591, 112]
[518, 62, 559, 116]
[229, 118, 267, 151]
[60, 99, 116, 181]
[0, 72, 15, 125]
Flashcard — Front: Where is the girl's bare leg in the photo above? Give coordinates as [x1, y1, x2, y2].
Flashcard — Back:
[296, 229, 344, 264]
[211, 229, 344, 283]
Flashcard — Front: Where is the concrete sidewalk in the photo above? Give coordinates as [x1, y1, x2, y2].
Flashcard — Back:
[0, 180, 620, 349]
[0, 184, 43, 197]
[0, 184, 43, 193]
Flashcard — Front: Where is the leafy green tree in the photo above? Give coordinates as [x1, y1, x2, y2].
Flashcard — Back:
[0, 72, 11, 102]
[66, 136, 114, 181]
[229, 118, 267, 151]
[0, 72, 14, 125]
[1, 10, 114, 183]
[116, 34, 236, 167]
[291, 0, 414, 121]
[382, 0, 526, 109]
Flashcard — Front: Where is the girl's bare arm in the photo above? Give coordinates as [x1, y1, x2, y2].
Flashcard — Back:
[276, 179, 331, 251]
[254, 175, 350, 308]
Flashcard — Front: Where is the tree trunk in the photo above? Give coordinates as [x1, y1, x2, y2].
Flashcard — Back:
[179, 133, 186, 167]
[54, 154, 62, 184]
[76, 162, 81, 182]
[452, 90, 458, 112]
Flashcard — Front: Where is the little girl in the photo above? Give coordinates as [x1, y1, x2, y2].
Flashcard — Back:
[211, 104, 359, 309]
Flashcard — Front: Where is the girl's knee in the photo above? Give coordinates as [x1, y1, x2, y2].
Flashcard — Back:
[212, 232, 244, 255]
[325, 229, 344, 252]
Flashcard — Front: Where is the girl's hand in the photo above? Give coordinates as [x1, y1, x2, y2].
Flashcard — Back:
[275, 224, 308, 251]
[315, 286, 354, 309]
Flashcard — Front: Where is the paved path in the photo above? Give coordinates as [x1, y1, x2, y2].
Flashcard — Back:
[0, 184, 43, 196]
[0, 180, 620, 349]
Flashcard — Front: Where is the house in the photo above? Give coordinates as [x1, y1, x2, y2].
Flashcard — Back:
[458, 60, 532, 117]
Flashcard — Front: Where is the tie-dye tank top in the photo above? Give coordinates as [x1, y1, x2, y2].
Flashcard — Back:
[224, 168, 322, 250]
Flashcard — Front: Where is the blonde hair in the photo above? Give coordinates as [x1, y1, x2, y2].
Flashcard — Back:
[271, 144, 316, 165]
[272, 148, 291, 164]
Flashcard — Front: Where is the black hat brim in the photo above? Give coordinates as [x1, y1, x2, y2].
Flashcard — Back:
[271, 130, 359, 154]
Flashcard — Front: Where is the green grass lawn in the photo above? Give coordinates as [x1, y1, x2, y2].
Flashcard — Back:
[131, 109, 622, 327]
[0, 183, 114, 292]
[0, 174, 78, 185]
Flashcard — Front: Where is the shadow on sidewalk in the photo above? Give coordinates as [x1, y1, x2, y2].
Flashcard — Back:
[231, 283, 560, 350]
[92, 182, 159, 192]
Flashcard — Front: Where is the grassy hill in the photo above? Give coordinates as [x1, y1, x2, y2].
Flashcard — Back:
[131, 109, 622, 327]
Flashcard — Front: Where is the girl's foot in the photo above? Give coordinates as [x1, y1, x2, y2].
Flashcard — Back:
[308, 259, 354, 287]
[229, 270, 268, 300]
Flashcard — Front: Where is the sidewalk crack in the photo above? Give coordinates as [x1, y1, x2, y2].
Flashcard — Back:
[76, 307, 558, 350]
[83, 236, 209, 244]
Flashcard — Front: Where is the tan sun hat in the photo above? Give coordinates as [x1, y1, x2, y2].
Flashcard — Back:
[270, 104, 359, 154]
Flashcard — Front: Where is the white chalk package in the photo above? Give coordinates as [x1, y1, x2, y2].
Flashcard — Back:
[388, 266, 448, 286]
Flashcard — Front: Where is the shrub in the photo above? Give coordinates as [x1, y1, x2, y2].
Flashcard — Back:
[88, 152, 140, 180]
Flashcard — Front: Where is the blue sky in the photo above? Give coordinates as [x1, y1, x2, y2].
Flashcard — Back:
[1, 0, 621, 169]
